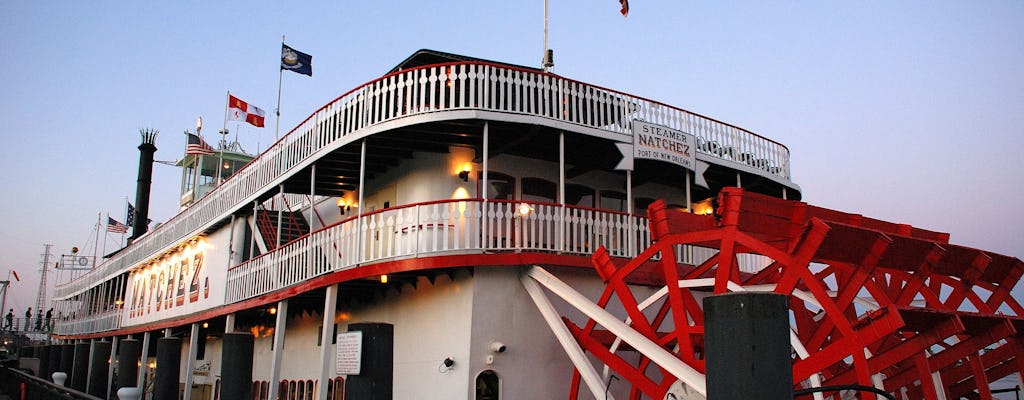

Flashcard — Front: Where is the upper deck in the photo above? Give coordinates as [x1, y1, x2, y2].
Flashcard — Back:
[53, 51, 800, 335]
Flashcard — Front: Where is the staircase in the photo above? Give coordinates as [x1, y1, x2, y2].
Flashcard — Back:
[255, 209, 310, 250]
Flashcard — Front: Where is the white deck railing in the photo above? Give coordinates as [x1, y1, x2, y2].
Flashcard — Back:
[53, 198, 777, 335]
[224, 199, 652, 303]
[56, 61, 791, 300]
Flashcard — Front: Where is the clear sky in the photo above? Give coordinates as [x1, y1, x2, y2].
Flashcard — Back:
[1, 0, 1021, 335]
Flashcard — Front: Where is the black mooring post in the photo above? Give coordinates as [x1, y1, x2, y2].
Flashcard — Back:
[71, 342, 90, 391]
[38, 345, 51, 379]
[344, 322, 394, 400]
[704, 292, 792, 400]
[221, 332, 255, 400]
[88, 341, 111, 397]
[47, 344, 61, 380]
[59, 343, 75, 383]
[153, 337, 181, 400]
[117, 338, 141, 391]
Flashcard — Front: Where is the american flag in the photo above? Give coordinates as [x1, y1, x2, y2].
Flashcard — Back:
[126, 202, 135, 226]
[186, 133, 216, 156]
[107, 217, 129, 233]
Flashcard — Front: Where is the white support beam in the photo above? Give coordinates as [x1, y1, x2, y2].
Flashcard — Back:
[267, 299, 289, 400]
[520, 271, 612, 400]
[318, 284, 339, 400]
[524, 266, 708, 397]
[183, 323, 200, 400]
[137, 331, 151, 389]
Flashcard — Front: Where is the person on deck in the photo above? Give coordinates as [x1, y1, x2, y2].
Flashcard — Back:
[3, 310, 11, 330]
[24, 307, 31, 331]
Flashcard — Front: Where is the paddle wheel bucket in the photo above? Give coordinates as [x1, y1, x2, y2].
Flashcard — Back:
[524, 188, 1023, 400]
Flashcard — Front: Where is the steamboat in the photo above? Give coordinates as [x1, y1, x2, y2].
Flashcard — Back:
[39, 49, 1024, 400]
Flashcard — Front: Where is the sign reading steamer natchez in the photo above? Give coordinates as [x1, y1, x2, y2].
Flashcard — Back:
[126, 241, 211, 321]
[616, 120, 699, 172]
[632, 120, 697, 171]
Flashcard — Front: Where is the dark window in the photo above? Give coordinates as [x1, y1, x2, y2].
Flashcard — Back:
[521, 178, 556, 203]
[634, 197, 656, 216]
[565, 184, 595, 207]
[599, 190, 627, 212]
[476, 370, 500, 400]
[481, 172, 515, 200]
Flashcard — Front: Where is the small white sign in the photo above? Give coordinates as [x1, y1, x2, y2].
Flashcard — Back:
[336, 331, 363, 375]
[631, 120, 696, 171]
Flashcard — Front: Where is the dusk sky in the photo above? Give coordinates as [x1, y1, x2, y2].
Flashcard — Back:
[0, 0, 1021, 341]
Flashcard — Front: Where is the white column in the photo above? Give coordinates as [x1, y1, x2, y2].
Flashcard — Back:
[137, 331, 151, 389]
[183, 323, 200, 400]
[225, 313, 235, 333]
[481, 123, 489, 248]
[317, 284, 339, 400]
[276, 184, 285, 248]
[267, 300, 289, 400]
[86, 339, 95, 394]
[106, 336, 119, 400]
[310, 164, 317, 231]
[558, 131, 565, 253]
[685, 171, 692, 212]
[356, 140, 367, 262]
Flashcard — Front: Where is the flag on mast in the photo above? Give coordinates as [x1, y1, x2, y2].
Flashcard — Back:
[11, 271, 19, 281]
[620, 0, 629, 16]
[107, 217, 129, 233]
[186, 132, 216, 155]
[126, 202, 135, 227]
[227, 94, 267, 127]
[281, 43, 312, 76]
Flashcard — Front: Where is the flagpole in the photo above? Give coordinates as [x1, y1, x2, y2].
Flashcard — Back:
[543, 0, 548, 71]
[275, 35, 285, 141]
[101, 212, 108, 255]
[94, 212, 101, 261]
[217, 92, 228, 186]
[223, 91, 230, 136]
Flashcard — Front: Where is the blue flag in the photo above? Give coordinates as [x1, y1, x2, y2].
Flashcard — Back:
[281, 43, 312, 76]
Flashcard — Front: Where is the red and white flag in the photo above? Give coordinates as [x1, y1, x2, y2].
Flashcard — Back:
[11, 271, 19, 281]
[620, 0, 629, 16]
[227, 94, 266, 128]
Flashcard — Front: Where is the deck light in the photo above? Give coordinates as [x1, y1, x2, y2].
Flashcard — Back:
[458, 163, 471, 182]
[517, 203, 533, 217]
[380, 274, 388, 284]
[268, 307, 277, 315]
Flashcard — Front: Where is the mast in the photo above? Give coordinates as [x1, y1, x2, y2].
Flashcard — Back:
[35, 244, 52, 315]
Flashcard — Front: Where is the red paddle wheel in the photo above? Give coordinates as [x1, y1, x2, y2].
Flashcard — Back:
[557, 188, 1024, 399]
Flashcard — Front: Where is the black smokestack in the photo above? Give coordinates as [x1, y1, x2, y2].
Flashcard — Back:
[132, 128, 158, 240]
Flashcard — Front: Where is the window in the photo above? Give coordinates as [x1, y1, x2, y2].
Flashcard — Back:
[599, 190, 627, 212]
[565, 184, 595, 207]
[634, 197, 656, 216]
[481, 172, 515, 200]
[521, 178, 556, 203]
[476, 370, 500, 400]
[183, 164, 196, 192]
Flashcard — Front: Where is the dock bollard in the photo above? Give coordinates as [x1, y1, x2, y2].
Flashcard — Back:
[51, 372, 67, 386]
[117, 387, 143, 400]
